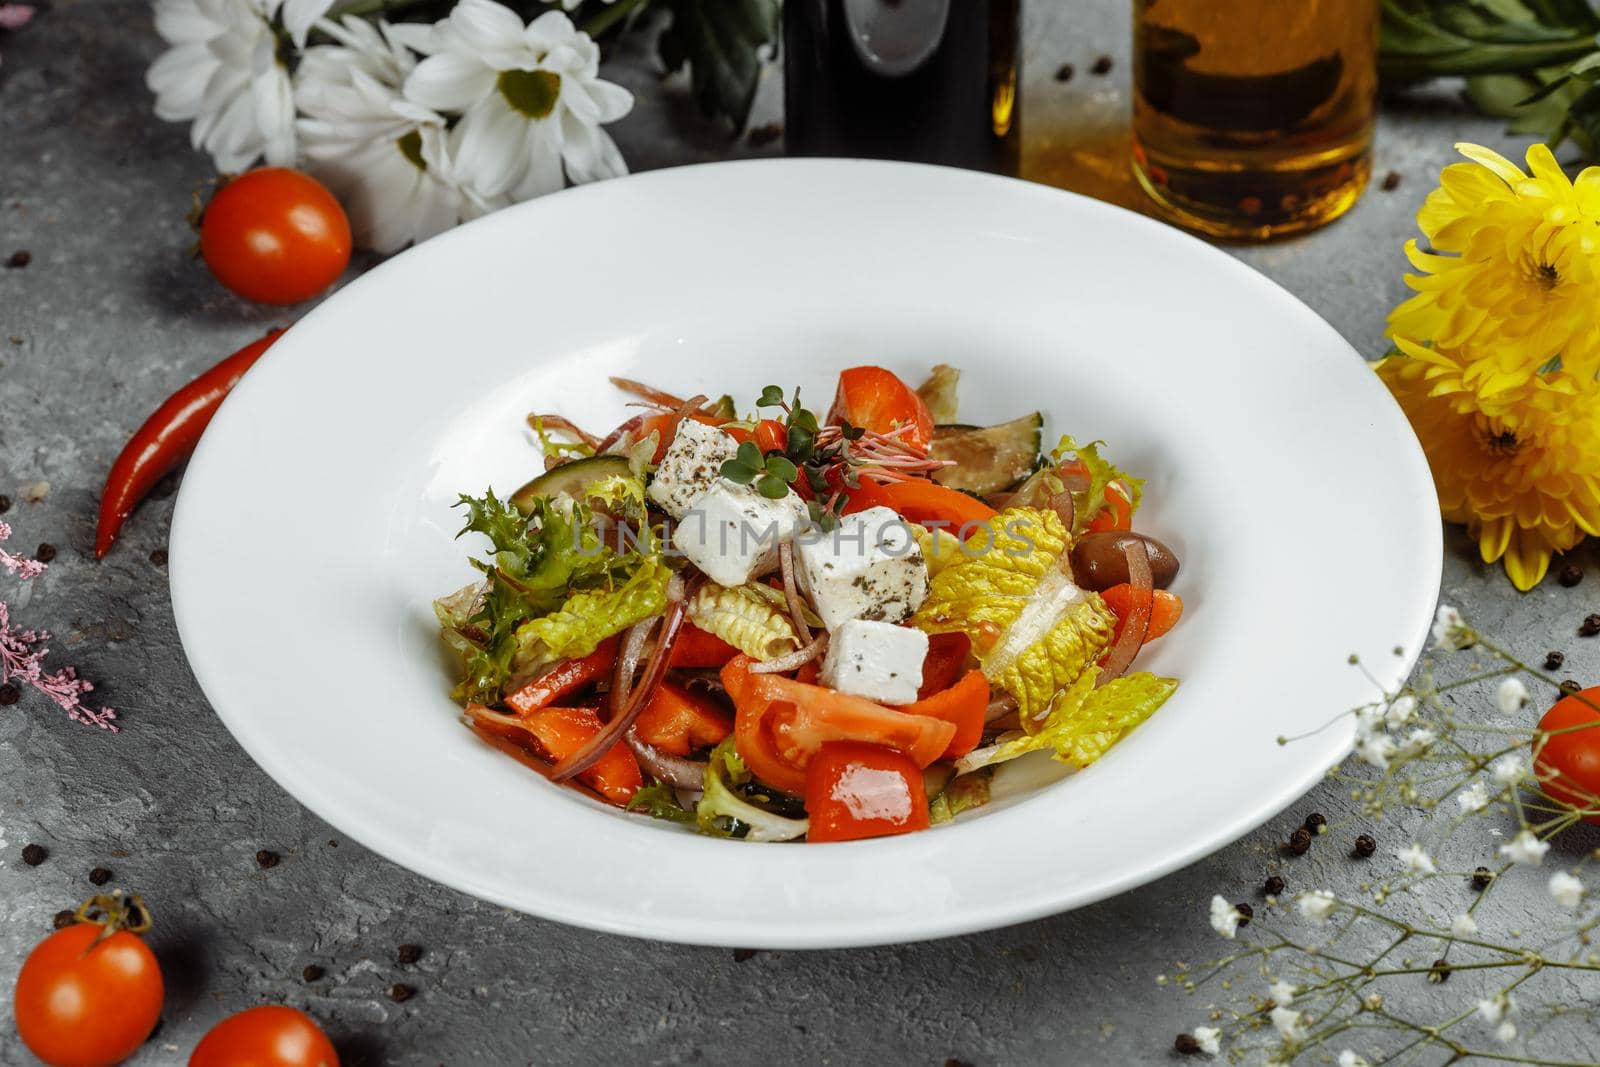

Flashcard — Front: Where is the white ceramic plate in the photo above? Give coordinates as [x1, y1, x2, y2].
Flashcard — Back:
[171, 160, 1440, 948]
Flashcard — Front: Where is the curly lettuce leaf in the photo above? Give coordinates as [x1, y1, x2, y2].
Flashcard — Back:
[625, 782, 702, 829]
[1054, 435, 1144, 537]
[913, 507, 1115, 725]
[698, 739, 810, 841]
[685, 581, 799, 660]
[953, 669, 1178, 774]
[530, 417, 595, 463]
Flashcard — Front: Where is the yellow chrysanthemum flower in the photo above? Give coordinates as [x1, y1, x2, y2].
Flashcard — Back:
[1387, 142, 1600, 396]
[1378, 343, 1600, 590]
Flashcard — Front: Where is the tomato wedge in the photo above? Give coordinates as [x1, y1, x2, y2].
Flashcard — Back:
[918, 632, 971, 700]
[505, 636, 618, 714]
[1101, 585, 1183, 643]
[844, 478, 998, 532]
[805, 742, 930, 843]
[633, 682, 733, 756]
[827, 366, 934, 450]
[465, 703, 641, 804]
[904, 669, 989, 759]
[668, 623, 740, 668]
[722, 656, 956, 794]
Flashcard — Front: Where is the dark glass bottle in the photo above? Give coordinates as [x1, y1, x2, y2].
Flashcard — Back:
[783, 0, 1021, 175]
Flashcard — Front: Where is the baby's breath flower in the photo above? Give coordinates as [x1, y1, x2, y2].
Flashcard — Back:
[1268, 979, 1296, 1006]
[1477, 993, 1513, 1025]
[1193, 1026, 1221, 1056]
[1458, 780, 1490, 813]
[1270, 1006, 1307, 1043]
[1491, 754, 1527, 786]
[1430, 604, 1475, 650]
[1496, 677, 1529, 714]
[1451, 912, 1479, 937]
[1499, 830, 1550, 865]
[1338, 1052, 1370, 1067]
[1357, 734, 1397, 769]
[1549, 870, 1585, 908]
[1398, 727, 1437, 756]
[1385, 694, 1416, 728]
[1497, 1020, 1519, 1043]
[1398, 843, 1437, 876]
[1209, 895, 1242, 939]
[1297, 889, 1336, 923]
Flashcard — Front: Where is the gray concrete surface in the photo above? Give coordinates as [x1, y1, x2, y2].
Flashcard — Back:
[2, 1, 1599, 1064]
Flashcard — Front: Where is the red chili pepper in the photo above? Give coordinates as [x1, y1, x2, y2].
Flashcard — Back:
[94, 328, 285, 559]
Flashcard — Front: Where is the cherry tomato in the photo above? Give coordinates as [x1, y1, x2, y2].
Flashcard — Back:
[14, 901, 164, 1067]
[804, 741, 930, 842]
[753, 418, 789, 455]
[189, 1005, 339, 1067]
[200, 168, 351, 306]
[827, 367, 934, 451]
[1535, 687, 1600, 825]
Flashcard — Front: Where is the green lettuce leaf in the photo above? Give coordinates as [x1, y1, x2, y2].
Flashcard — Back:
[516, 554, 671, 664]
[953, 669, 1178, 774]
[913, 507, 1115, 725]
[697, 740, 810, 841]
[1054, 435, 1144, 537]
[625, 782, 701, 828]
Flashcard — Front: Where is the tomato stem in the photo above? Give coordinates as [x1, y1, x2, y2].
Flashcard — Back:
[75, 891, 153, 942]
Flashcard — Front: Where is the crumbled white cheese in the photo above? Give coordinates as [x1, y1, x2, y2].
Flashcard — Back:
[647, 419, 740, 519]
[672, 481, 807, 588]
[820, 619, 928, 705]
[795, 505, 929, 631]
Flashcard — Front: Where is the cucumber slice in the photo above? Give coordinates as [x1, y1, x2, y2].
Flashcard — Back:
[509, 454, 633, 514]
[930, 413, 1043, 496]
[916, 364, 961, 424]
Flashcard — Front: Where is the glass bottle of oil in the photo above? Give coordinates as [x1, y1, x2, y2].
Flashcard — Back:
[784, 0, 1021, 175]
[1131, 0, 1379, 240]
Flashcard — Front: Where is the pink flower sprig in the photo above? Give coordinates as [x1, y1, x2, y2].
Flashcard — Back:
[0, 522, 118, 731]
[0, 521, 47, 580]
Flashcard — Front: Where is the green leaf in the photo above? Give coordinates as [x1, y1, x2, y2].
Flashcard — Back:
[953, 671, 1179, 775]
[721, 458, 757, 484]
[758, 384, 786, 407]
[626, 781, 700, 826]
[696, 739, 810, 841]
[764, 454, 798, 482]
[756, 473, 789, 499]
[657, 0, 780, 131]
[735, 440, 763, 468]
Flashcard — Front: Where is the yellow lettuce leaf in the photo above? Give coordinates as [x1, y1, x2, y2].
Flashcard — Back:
[685, 581, 799, 661]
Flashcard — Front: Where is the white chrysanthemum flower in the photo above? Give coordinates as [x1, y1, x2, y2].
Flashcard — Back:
[1499, 830, 1549, 865]
[1491, 754, 1526, 786]
[1496, 677, 1529, 713]
[1297, 889, 1336, 923]
[296, 17, 500, 252]
[1270, 1006, 1307, 1042]
[146, 0, 332, 169]
[1338, 1052, 1370, 1067]
[1209, 895, 1242, 939]
[1398, 727, 1437, 756]
[1193, 1027, 1221, 1056]
[1398, 843, 1436, 876]
[404, 0, 632, 202]
[1457, 781, 1490, 813]
[1431, 603, 1473, 649]
[1385, 694, 1417, 728]
[1549, 870, 1585, 908]
[1451, 912, 1478, 937]
[1269, 979, 1296, 1005]
[1357, 734, 1397, 769]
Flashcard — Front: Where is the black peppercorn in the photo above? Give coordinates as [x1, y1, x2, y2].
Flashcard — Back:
[1286, 827, 1313, 855]
[149, 548, 168, 567]
[1054, 63, 1075, 82]
[302, 964, 325, 982]
[6, 250, 31, 269]
[1091, 55, 1113, 75]
[0, 494, 11, 513]
[732, 948, 757, 962]
[1353, 834, 1377, 858]
[1546, 651, 1566, 671]
[1559, 564, 1584, 587]
[1561, 679, 1583, 696]
[34, 542, 56, 563]
[21, 843, 46, 866]
[1174, 1033, 1201, 1054]
[398, 943, 422, 965]
[1264, 874, 1285, 896]
[52, 910, 75, 930]
[1381, 171, 1402, 192]
[1472, 866, 1494, 890]
[0, 683, 19, 706]
[388, 983, 415, 1003]
[88, 866, 112, 886]
[1580, 613, 1600, 637]
[1234, 902, 1253, 927]
[255, 849, 280, 869]
[1429, 959, 1451, 983]
[1303, 812, 1327, 833]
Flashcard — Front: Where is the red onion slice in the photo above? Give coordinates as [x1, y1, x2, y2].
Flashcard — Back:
[1049, 490, 1076, 537]
[610, 617, 655, 720]
[1097, 541, 1153, 683]
[778, 541, 813, 644]
[524, 414, 601, 451]
[625, 731, 707, 791]
[609, 377, 687, 409]
[750, 633, 828, 674]
[984, 693, 1019, 724]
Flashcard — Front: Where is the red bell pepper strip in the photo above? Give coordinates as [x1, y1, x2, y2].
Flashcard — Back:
[842, 478, 997, 531]
[917, 632, 971, 700]
[632, 682, 733, 756]
[462, 703, 643, 805]
[804, 741, 930, 843]
[666, 624, 739, 669]
[904, 669, 989, 759]
[1100, 585, 1183, 644]
[504, 637, 619, 715]
[95, 328, 285, 558]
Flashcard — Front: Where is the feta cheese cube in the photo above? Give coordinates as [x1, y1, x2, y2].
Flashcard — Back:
[820, 619, 928, 706]
[673, 481, 807, 588]
[796, 505, 930, 631]
[647, 419, 740, 519]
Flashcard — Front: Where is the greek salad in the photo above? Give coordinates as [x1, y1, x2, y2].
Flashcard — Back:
[436, 365, 1182, 842]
